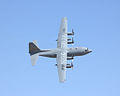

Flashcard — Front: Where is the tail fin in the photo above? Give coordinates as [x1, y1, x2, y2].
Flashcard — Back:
[29, 40, 40, 56]
[29, 40, 40, 66]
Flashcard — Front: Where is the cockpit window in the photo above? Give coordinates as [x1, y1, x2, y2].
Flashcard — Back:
[85, 48, 88, 51]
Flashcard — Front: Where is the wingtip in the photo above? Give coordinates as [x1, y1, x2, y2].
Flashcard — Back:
[59, 81, 65, 83]
[59, 79, 66, 83]
[62, 17, 67, 20]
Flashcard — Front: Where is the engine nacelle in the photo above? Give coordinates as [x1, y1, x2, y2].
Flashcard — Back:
[67, 37, 74, 44]
[67, 29, 74, 35]
[66, 64, 73, 68]
[56, 64, 74, 69]
[67, 38, 72, 41]
[67, 57, 74, 60]
[66, 65, 72, 68]
[67, 41, 74, 44]
[67, 32, 74, 35]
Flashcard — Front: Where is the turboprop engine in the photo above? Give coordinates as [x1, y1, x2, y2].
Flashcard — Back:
[67, 29, 74, 35]
[67, 37, 74, 44]
[67, 57, 74, 60]
[66, 63, 74, 69]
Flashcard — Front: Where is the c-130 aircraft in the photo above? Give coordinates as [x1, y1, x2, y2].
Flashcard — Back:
[29, 17, 92, 83]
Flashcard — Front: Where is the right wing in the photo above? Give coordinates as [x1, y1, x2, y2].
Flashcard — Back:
[57, 49, 67, 82]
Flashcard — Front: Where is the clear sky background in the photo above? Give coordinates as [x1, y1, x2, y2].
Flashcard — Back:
[0, 0, 120, 96]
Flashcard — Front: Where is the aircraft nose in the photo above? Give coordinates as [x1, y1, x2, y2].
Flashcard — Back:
[88, 49, 92, 53]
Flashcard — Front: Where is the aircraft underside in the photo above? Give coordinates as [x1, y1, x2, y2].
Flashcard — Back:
[39, 51, 84, 58]
[29, 17, 92, 82]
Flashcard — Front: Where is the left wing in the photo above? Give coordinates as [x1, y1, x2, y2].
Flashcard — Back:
[57, 17, 67, 48]
[57, 17, 68, 82]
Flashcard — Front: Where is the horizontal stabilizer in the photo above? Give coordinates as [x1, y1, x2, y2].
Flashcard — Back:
[31, 53, 39, 66]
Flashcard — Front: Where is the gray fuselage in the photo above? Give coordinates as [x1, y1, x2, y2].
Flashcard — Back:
[39, 47, 92, 58]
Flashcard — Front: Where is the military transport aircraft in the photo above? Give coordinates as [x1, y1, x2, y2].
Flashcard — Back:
[29, 17, 92, 82]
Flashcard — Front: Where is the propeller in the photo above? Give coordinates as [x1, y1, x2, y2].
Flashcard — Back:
[72, 29, 74, 35]
[71, 29, 74, 69]
[67, 29, 75, 70]
[72, 29, 74, 46]
[71, 37, 74, 46]
[71, 57, 74, 70]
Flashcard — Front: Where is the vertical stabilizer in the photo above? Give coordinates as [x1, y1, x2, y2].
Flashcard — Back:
[33, 40, 38, 47]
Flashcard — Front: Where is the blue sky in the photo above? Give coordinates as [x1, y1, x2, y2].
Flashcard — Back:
[0, 0, 120, 96]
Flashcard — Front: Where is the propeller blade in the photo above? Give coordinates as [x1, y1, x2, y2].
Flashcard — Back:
[71, 57, 74, 70]
[72, 57, 74, 62]
[71, 62, 74, 70]
[72, 37, 74, 43]
[72, 29, 74, 35]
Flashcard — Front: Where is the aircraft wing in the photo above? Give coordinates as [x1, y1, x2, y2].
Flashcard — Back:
[57, 17, 68, 82]
[57, 17, 67, 48]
